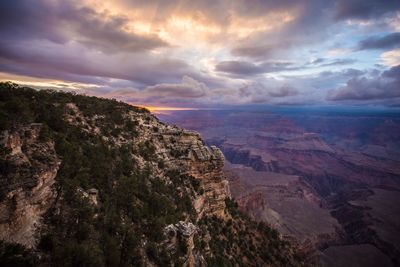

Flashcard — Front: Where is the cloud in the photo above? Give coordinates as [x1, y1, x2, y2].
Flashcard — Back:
[215, 58, 356, 77]
[0, 0, 237, 91]
[0, 1, 66, 43]
[327, 65, 400, 101]
[342, 68, 365, 77]
[144, 76, 207, 98]
[383, 64, 400, 78]
[310, 58, 326, 64]
[229, 1, 335, 60]
[215, 61, 266, 76]
[235, 81, 300, 104]
[0, 0, 399, 108]
[381, 48, 400, 67]
[231, 43, 291, 60]
[0, 39, 194, 86]
[94, 76, 209, 106]
[319, 59, 357, 67]
[0, 1, 168, 54]
[308, 58, 357, 67]
[64, 6, 168, 53]
[215, 60, 296, 76]
[334, 0, 400, 20]
[326, 48, 352, 57]
[89, 75, 303, 107]
[358, 32, 400, 50]
[267, 85, 298, 98]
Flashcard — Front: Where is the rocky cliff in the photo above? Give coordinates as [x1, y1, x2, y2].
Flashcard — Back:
[0, 82, 305, 267]
[0, 123, 60, 247]
[160, 109, 400, 266]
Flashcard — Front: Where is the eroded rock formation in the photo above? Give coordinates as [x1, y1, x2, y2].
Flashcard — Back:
[0, 123, 60, 247]
[0, 84, 305, 267]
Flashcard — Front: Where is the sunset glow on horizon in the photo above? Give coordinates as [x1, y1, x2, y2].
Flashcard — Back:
[137, 105, 199, 114]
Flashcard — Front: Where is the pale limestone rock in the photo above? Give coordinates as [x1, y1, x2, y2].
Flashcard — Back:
[164, 221, 198, 267]
[0, 124, 60, 248]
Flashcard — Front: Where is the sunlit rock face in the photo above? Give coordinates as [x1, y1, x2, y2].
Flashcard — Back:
[154, 128, 230, 219]
[0, 123, 60, 247]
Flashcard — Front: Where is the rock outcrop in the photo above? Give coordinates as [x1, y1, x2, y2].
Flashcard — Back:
[0, 108, 230, 250]
[156, 129, 229, 218]
[164, 221, 200, 267]
[0, 83, 305, 267]
[0, 123, 60, 247]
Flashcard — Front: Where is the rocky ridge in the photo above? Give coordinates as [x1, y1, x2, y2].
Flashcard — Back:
[0, 83, 305, 267]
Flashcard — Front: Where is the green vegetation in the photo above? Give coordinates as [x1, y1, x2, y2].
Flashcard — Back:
[196, 198, 304, 267]
[0, 82, 148, 132]
[0, 83, 187, 266]
[0, 241, 38, 267]
[0, 83, 305, 266]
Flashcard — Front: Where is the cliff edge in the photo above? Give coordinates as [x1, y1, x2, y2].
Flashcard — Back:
[0, 82, 305, 267]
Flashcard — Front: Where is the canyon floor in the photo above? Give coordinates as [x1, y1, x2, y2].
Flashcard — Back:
[159, 108, 400, 267]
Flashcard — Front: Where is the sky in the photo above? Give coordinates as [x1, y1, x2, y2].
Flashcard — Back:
[1, 0, 400, 109]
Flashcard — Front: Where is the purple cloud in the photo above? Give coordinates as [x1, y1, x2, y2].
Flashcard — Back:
[358, 32, 400, 50]
[334, 0, 400, 20]
[0, 1, 168, 53]
[327, 65, 400, 101]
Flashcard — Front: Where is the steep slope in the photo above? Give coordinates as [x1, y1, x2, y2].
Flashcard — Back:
[0, 83, 305, 267]
[159, 109, 400, 266]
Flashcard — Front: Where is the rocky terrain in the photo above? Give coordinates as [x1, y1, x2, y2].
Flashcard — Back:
[224, 162, 341, 247]
[160, 109, 400, 267]
[0, 83, 305, 266]
[0, 123, 60, 247]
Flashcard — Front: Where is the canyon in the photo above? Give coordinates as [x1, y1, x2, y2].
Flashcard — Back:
[160, 108, 400, 267]
[0, 83, 305, 266]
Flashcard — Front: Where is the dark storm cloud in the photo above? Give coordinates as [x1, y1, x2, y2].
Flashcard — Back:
[215, 58, 355, 77]
[0, 0, 198, 87]
[144, 76, 207, 98]
[248, 86, 299, 104]
[230, 0, 400, 61]
[383, 64, 400, 78]
[0, 1, 168, 54]
[1, 0, 399, 107]
[215, 61, 299, 76]
[358, 32, 400, 50]
[231, 0, 335, 60]
[237, 82, 299, 105]
[267, 85, 298, 98]
[0, 40, 190, 86]
[327, 65, 400, 101]
[61, 6, 168, 53]
[0, 1, 67, 44]
[215, 61, 264, 75]
[341, 68, 365, 77]
[334, 0, 400, 20]
[0, 63, 106, 85]
[92, 76, 217, 106]
[231, 43, 292, 60]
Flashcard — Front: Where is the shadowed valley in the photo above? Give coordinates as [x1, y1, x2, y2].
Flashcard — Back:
[159, 108, 400, 266]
